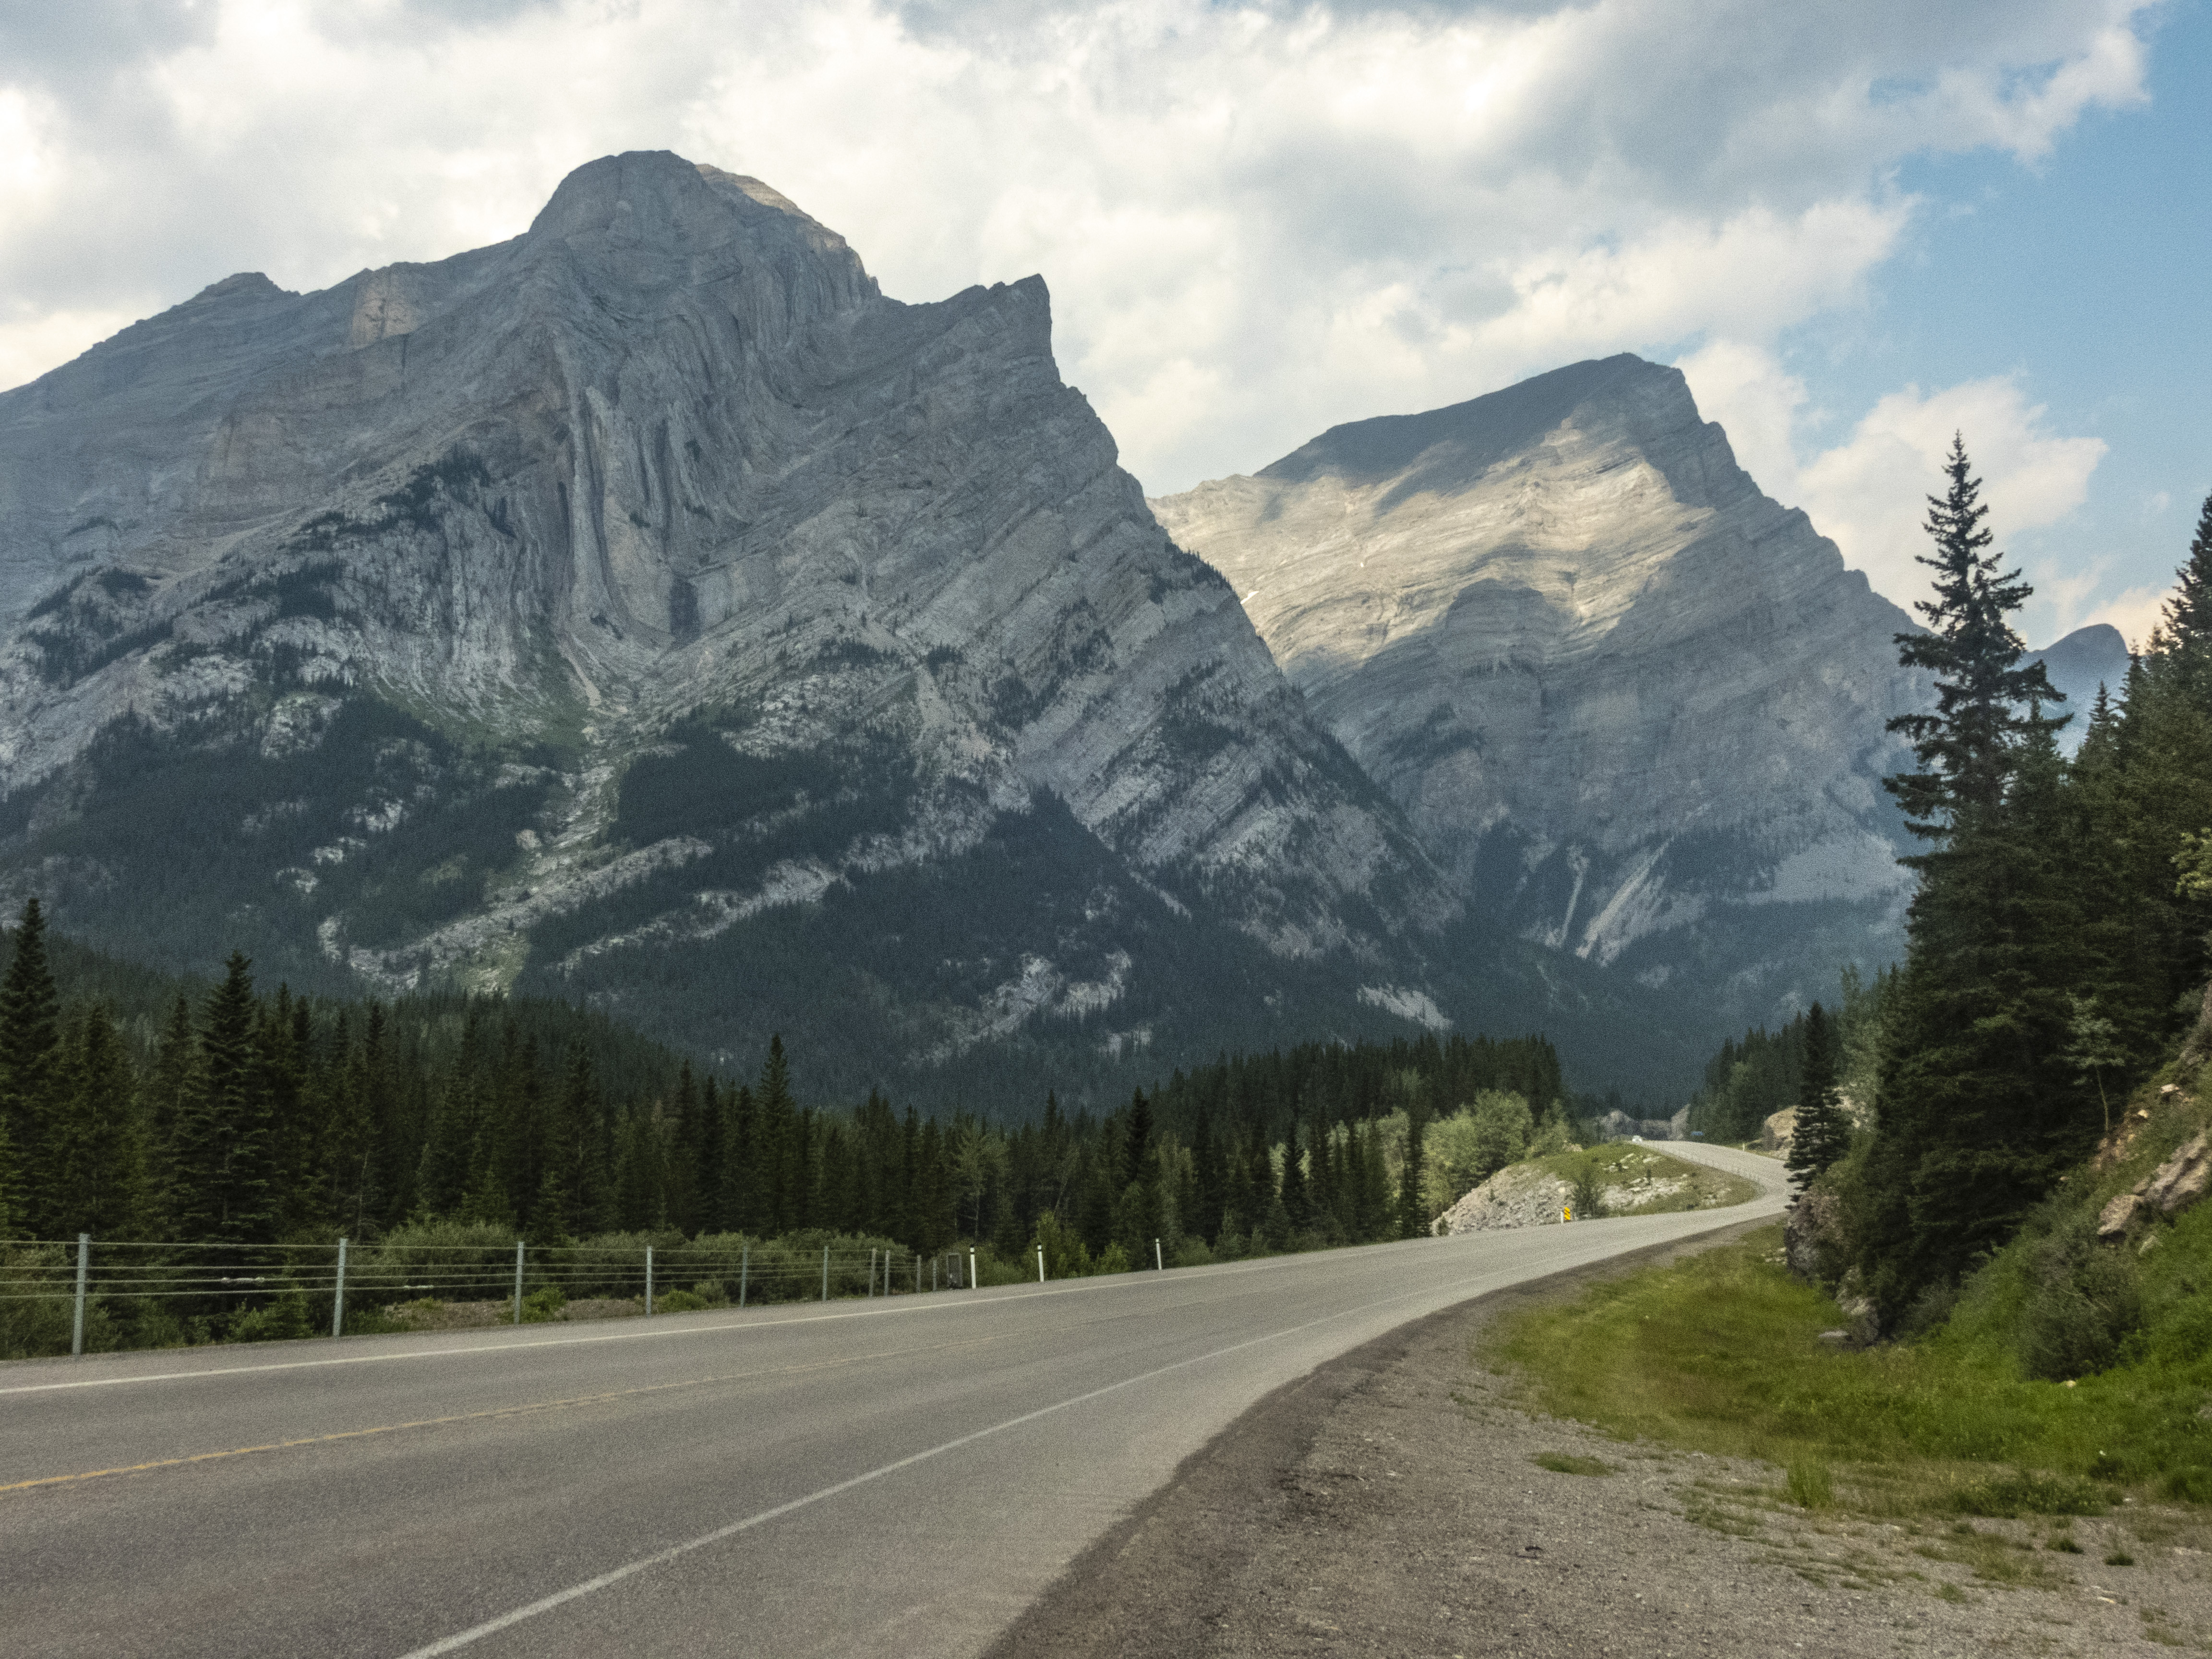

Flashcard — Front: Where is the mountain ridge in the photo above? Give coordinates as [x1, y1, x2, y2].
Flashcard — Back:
[0, 152, 1705, 1108]
[1154, 354, 1934, 1031]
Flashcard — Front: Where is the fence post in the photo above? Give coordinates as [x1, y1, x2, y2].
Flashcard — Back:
[513, 1240, 526, 1325]
[867, 1248, 876, 1298]
[1154, 1237, 1163, 1272]
[969, 1247, 977, 1290]
[1036, 1245, 1045, 1284]
[821, 1245, 829, 1302]
[914, 1253, 920, 1294]
[739, 1242, 749, 1308]
[333, 1237, 349, 1338]
[645, 1246, 654, 1316]
[72, 1233, 89, 1357]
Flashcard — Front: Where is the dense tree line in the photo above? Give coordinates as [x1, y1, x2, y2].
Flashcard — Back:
[0, 911, 1564, 1273]
[1685, 966, 1893, 1144]
[1805, 451, 2212, 1328]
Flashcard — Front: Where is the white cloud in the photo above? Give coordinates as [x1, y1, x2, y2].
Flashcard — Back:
[0, 0, 2159, 501]
[1680, 338, 2110, 641]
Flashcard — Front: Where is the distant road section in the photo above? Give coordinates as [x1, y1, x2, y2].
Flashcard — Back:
[1, 1145, 1784, 1659]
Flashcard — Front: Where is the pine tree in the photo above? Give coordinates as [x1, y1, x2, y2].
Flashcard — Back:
[1279, 1122, 1310, 1231]
[58, 1004, 145, 1237]
[170, 954, 277, 1243]
[0, 898, 62, 1235]
[1122, 1089, 1153, 1190]
[0, 1114, 15, 1238]
[1858, 723, 2091, 1317]
[1397, 1098, 1430, 1238]
[1784, 1003, 1849, 1190]
[2158, 490, 2212, 696]
[1886, 436, 2065, 835]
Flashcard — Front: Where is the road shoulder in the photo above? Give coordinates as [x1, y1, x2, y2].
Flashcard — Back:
[988, 1221, 2210, 1658]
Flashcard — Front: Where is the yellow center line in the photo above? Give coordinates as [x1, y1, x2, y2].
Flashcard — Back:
[2, 1331, 1014, 1498]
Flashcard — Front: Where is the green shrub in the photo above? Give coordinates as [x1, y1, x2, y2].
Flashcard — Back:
[2017, 1217, 2141, 1382]
[520, 1286, 567, 1322]
[230, 1290, 313, 1343]
[653, 1288, 709, 1314]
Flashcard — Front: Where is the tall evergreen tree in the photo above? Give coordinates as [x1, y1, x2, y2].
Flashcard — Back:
[1886, 436, 2064, 834]
[1784, 1003, 1849, 1190]
[0, 1115, 15, 1238]
[0, 898, 62, 1235]
[2158, 489, 2212, 688]
[1397, 1098, 1430, 1238]
[173, 953, 276, 1243]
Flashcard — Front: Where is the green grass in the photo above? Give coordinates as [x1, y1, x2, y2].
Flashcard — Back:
[1489, 1221, 2212, 1515]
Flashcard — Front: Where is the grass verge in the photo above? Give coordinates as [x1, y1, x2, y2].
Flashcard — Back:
[1487, 1223, 2209, 1516]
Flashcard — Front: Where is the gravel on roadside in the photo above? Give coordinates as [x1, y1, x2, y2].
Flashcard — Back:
[987, 1223, 2212, 1659]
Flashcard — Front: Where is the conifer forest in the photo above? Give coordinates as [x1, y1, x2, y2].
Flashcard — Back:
[0, 903, 1565, 1352]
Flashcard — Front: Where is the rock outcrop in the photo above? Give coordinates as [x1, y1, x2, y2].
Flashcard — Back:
[1154, 356, 1933, 1035]
[1433, 1161, 1571, 1234]
[2, 153, 1701, 1104]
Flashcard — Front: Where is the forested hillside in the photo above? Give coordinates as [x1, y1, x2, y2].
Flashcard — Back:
[1786, 464, 2212, 1332]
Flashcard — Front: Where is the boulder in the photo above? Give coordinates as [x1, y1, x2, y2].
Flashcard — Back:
[2097, 1191, 2147, 1242]
[2142, 1131, 2210, 1220]
[1832, 1274, 1880, 1347]
[1432, 1163, 1571, 1234]
[1761, 1106, 1797, 1154]
[1784, 1189, 1846, 1284]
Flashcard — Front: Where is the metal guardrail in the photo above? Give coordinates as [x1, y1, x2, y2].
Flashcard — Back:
[0, 1236, 998, 1358]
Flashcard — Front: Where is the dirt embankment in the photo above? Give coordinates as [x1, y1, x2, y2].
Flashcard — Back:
[991, 1225, 2210, 1659]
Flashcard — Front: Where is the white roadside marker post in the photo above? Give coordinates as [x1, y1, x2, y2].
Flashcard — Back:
[333, 1237, 348, 1338]
[72, 1234, 89, 1357]
[512, 1240, 525, 1324]
[1036, 1245, 1045, 1284]
[968, 1247, 977, 1289]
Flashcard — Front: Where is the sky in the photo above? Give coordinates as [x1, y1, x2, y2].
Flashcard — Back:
[1, 0, 2204, 649]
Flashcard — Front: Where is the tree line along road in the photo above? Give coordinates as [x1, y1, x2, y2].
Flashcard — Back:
[0, 1142, 1784, 1659]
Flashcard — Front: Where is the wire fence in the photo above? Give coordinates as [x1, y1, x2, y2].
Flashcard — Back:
[0, 1233, 998, 1361]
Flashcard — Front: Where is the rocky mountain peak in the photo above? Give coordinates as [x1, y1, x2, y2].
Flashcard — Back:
[0, 151, 1625, 1108]
[1156, 354, 1930, 1032]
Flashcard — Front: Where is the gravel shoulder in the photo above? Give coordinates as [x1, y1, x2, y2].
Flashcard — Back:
[988, 1221, 2212, 1658]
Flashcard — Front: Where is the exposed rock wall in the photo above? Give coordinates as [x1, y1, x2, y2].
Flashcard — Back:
[0, 151, 1498, 1100]
[1155, 356, 1933, 1033]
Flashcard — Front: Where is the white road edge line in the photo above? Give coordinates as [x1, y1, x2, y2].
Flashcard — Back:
[0, 1272, 1208, 1396]
[392, 1284, 1437, 1659]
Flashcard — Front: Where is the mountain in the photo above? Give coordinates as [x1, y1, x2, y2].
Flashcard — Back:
[0, 153, 1694, 1106]
[2027, 624, 2132, 750]
[1153, 355, 1932, 1033]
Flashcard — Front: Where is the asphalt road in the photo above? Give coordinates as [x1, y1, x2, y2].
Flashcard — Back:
[1, 1142, 1783, 1659]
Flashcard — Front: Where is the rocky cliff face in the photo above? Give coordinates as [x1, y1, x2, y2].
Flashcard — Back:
[1154, 355, 1931, 1030]
[5, 153, 1694, 1106]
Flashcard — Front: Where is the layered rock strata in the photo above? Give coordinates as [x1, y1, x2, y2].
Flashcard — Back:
[1154, 355, 1933, 1030]
[0, 153, 1486, 1100]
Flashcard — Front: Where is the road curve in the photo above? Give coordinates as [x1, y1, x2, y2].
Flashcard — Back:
[1, 1144, 1784, 1659]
